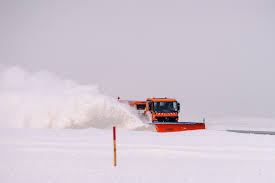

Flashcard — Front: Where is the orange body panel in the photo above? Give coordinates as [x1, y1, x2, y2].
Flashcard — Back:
[119, 100, 145, 107]
[154, 123, 205, 132]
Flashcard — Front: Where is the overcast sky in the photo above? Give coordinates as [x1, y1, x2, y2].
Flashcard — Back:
[0, 0, 274, 119]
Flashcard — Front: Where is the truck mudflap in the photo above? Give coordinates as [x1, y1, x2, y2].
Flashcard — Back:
[153, 122, 205, 133]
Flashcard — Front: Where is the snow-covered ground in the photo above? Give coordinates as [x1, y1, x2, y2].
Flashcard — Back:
[1, 128, 275, 183]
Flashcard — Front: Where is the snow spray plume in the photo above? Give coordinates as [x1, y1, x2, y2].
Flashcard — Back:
[0, 67, 145, 129]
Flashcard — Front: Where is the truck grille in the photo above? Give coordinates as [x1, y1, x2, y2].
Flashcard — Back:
[156, 117, 177, 122]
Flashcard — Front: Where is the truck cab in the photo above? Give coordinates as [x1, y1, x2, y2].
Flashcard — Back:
[145, 98, 180, 122]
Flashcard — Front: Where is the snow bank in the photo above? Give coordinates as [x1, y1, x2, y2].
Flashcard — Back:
[0, 67, 145, 129]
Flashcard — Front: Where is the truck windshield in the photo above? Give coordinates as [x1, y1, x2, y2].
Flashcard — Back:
[154, 102, 178, 112]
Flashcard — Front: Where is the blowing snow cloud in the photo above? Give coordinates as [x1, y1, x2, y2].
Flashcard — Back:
[0, 67, 145, 129]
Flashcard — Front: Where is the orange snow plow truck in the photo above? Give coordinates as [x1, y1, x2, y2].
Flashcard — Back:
[118, 97, 205, 133]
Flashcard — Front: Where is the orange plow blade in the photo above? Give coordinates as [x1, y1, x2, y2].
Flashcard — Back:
[154, 122, 205, 133]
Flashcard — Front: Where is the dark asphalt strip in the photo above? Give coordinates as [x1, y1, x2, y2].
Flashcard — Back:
[227, 130, 275, 135]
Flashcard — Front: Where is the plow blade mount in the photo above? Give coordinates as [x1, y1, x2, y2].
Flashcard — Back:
[153, 122, 205, 133]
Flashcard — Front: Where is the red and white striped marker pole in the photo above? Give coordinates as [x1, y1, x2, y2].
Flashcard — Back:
[113, 126, 117, 167]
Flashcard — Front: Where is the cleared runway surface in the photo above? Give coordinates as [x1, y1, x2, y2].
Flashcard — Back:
[227, 130, 275, 135]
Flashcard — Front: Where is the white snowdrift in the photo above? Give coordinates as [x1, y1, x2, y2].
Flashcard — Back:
[0, 67, 145, 129]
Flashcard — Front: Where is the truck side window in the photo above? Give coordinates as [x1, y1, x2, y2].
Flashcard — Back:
[136, 104, 146, 110]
